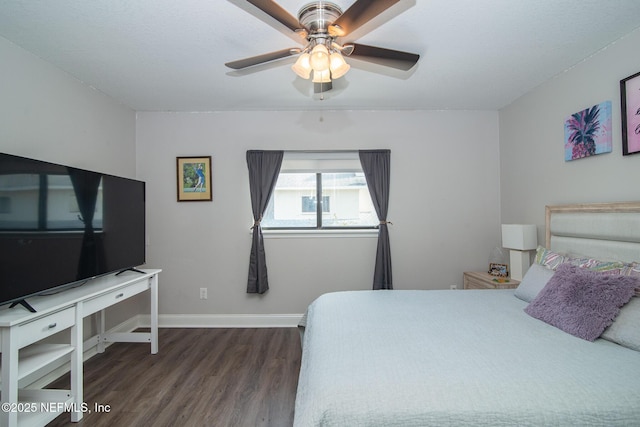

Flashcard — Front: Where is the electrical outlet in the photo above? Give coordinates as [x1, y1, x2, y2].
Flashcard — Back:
[199, 288, 208, 299]
[450, 284, 458, 290]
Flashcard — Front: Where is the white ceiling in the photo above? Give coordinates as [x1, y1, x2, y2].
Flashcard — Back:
[1, 0, 639, 112]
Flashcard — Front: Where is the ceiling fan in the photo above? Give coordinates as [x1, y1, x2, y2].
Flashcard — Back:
[225, 0, 420, 94]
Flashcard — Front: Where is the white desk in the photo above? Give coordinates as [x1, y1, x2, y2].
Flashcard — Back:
[0, 269, 160, 427]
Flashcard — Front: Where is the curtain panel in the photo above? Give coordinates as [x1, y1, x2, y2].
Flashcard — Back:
[69, 170, 103, 279]
[246, 150, 284, 294]
[359, 149, 392, 290]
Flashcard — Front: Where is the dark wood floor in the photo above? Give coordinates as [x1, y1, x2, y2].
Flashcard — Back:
[46, 328, 301, 427]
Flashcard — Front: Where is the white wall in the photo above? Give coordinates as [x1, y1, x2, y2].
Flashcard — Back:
[499, 28, 640, 240]
[0, 33, 503, 321]
[0, 36, 139, 329]
[136, 110, 501, 316]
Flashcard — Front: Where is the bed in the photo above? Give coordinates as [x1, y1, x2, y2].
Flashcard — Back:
[294, 202, 640, 426]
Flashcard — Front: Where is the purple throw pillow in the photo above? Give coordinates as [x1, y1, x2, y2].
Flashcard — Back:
[524, 263, 640, 341]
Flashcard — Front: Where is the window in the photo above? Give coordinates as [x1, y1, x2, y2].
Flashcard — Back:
[261, 152, 377, 230]
[302, 195, 329, 213]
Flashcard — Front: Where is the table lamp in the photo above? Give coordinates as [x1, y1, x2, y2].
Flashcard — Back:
[501, 224, 537, 280]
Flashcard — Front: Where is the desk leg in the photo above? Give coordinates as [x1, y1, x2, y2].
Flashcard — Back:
[96, 309, 106, 354]
[150, 275, 158, 354]
[1, 331, 18, 427]
[71, 303, 83, 422]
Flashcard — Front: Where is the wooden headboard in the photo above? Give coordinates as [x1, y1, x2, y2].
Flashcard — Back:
[545, 202, 640, 263]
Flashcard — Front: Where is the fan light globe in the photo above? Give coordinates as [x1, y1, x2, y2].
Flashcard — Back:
[312, 69, 331, 83]
[329, 51, 350, 79]
[309, 44, 330, 72]
[292, 53, 312, 79]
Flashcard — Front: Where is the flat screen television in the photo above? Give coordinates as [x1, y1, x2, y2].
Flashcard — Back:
[0, 152, 145, 312]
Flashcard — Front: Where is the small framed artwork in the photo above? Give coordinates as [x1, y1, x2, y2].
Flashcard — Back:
[564, 101, 612, 161]
[489, 263, 508, 277]
[621, 71, 640, 156]
[177, 156, 212, 202]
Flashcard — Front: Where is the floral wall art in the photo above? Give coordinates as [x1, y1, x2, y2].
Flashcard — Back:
[564, 101, 612, 161]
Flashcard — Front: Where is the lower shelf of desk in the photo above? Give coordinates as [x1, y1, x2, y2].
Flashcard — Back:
[17, 344, 75, 386]
[16, 389, 74, 427]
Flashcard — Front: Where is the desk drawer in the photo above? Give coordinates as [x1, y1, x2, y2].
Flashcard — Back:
[17, 307, 75, 348]
[83, 279, 149, 316]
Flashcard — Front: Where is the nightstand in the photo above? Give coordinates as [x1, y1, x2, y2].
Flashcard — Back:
[463, 271, 520, 290]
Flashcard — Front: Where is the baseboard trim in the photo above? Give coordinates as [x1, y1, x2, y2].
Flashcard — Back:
[147, 314, 304, 328]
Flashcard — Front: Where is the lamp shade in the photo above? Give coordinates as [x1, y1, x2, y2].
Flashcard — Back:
[309, 44, 330, 72]
[501, 224, 537, 250]
[329, 51, 350, 79]
[312, 69, 331, 83]
[292, 53, 311, 79]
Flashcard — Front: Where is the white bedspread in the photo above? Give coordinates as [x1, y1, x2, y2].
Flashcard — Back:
[294, 290, 640, 426]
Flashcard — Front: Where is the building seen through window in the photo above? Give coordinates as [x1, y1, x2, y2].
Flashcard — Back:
[262, 171, 377, 229]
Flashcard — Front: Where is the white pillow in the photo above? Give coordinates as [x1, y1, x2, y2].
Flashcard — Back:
[514, 263, 555, 302]
[601, 297, 640, 351]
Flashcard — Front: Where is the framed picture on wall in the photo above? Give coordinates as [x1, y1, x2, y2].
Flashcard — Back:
[177, 156, 212, 201]
[564, 101, 612, 161]
[621, 71, 640, 156]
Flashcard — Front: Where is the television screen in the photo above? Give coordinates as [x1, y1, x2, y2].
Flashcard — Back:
[0, 153, 145, 309]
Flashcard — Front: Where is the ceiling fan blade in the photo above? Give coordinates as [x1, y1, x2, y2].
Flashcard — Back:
[346, 43, 419, 71]
[225, 48, 300, 70]
[246, 0, 303, 32]
[329, 0, 400, 37]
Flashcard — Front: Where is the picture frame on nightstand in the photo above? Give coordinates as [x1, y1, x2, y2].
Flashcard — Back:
[488, 263, 508, 277]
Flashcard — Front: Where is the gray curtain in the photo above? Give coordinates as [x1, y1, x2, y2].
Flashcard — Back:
[246, 150, 284, 294]
[69, 169, 103, 280]
[359, 150, 392, 289]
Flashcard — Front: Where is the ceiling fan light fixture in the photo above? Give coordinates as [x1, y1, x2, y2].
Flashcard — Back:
[329, 51, 350, 79]
[229, 0, 421, 97]
[312, 69, 331, 83]
[292, 53, 312, 79]
[309, 43, 330, 72]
